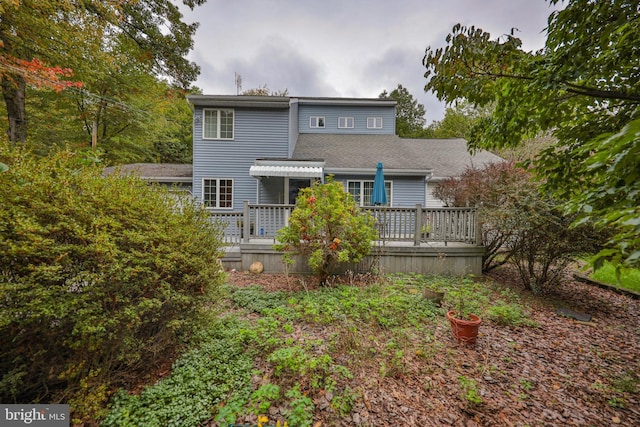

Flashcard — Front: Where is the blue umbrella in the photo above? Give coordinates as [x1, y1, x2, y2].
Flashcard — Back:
[371, 162, 387, 206]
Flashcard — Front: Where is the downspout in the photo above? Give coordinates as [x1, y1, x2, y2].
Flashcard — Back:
[424, 171, 433, 207]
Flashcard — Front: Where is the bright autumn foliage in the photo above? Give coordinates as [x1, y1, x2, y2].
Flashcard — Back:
[0, 0, 204, 143]
[0, 56, 83, 92]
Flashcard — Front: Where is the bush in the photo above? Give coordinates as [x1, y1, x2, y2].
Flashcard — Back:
[505, 200, 600, 292]
[274, 177, 377, 284]
[435, 162, 604, 291]
[434, 162, 533, 272]
[0, 143, 226, 421]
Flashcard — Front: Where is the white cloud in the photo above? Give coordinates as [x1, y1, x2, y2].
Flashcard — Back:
[181, 0, 559, 121]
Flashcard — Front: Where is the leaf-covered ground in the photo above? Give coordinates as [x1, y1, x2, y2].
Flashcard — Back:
[223, 267, 640, 426]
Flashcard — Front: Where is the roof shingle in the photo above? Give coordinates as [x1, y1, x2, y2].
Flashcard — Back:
[292, 135, 502, 178]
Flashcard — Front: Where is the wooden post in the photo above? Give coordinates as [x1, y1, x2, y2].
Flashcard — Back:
[243, 200, 250, 243]
[474, 208, 483, 246]
[414, 204, 422, 246]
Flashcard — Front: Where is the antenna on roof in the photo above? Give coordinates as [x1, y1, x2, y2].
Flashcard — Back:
[235, 72, 242, 95]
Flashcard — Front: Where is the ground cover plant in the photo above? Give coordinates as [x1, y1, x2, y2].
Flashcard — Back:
[101, 269, 640, 426]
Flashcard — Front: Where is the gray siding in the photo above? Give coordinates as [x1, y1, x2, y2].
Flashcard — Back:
[298, 105, 395, 135]
[392, 177, 426, 207]
[426, 180, 445, 207]
[258, 177, 285, 204]
[193, 106, 289, 211]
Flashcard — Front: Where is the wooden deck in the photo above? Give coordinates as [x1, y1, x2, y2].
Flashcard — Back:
[215, 203, 484, 276]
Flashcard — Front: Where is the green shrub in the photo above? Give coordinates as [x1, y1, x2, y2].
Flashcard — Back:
[435, 162, 604, 291]
[0, 143, 226, 421]
[486, 301, 529, 326]
[274, 177, 377, 284]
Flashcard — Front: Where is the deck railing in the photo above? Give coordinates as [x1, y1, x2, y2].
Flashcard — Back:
[211, 202, 480, 246]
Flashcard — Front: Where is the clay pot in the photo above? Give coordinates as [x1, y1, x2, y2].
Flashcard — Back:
[446, 310, 481, 344]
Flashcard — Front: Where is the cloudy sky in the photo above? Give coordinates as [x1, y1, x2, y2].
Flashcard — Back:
[179, 0, 559, 123]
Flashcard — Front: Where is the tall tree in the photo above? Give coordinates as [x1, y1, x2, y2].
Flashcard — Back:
[379, 84, 428, 137]
[423, 0, 640, 268]
[426, 101, 491, 139]
[24, 75, 194, 164]
[0, 0, 204, 143]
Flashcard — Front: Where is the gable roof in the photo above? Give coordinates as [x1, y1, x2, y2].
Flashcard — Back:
[292, 134, 502, 178]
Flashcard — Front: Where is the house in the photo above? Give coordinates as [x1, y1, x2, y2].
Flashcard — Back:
[186, 95, 502, 211]
[134, 94, 501, 276]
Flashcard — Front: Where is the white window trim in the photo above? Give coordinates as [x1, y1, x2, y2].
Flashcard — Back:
[309, 116, 325, 128]
[338, 116, 354, 129]
[367, 117, 383, 129]
[347, 179, 392, 207]
[202, 178, 234, 209]
[202, 108, 234, 140]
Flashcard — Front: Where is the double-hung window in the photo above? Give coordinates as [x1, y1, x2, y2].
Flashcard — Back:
[367, 117, 383, 129]
[309, 116, 325, 128]
[203, 178, 233, 209]
[347, 180, 391, 206]
[203, 108, 234, 139]
[338, 117, 354, 128]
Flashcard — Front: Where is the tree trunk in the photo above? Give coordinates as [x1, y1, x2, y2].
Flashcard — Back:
[1, 73, 27, 143]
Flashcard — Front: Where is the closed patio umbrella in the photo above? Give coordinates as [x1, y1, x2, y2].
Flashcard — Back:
[371, 162, 387, 205]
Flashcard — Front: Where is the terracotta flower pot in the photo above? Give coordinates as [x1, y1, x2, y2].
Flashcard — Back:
[446, 310, 481, 344]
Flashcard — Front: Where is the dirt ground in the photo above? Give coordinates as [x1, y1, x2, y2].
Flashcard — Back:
[225, 267, 640, 426]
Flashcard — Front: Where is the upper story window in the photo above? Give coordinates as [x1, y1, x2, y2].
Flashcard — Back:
[338, 117, 354, 128]
[203, 178, 233, 209]
[309, 116, 325, 128]
[203, 108, 234, 140]
[367, 117, 383, 129]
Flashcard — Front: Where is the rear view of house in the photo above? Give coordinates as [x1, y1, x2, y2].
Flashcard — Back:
[186, 94, 502, 275]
